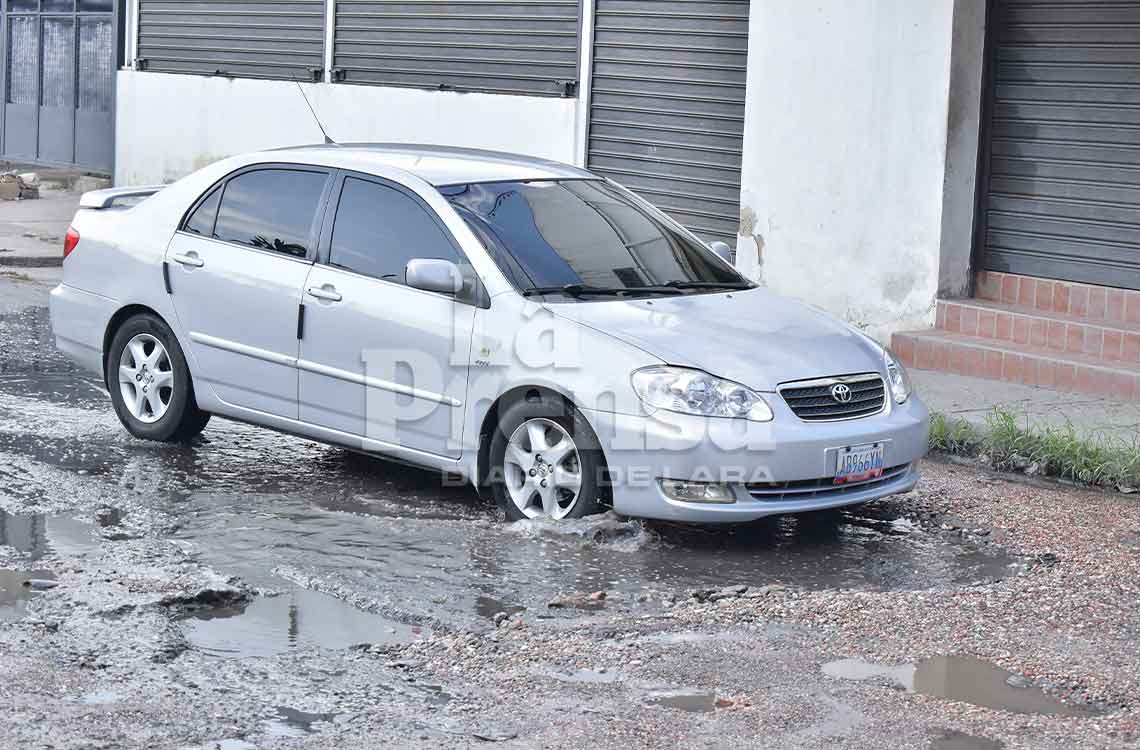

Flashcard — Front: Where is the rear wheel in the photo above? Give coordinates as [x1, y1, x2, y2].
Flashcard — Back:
[490, 398, 605, 521]
[107, 313, 209, 442]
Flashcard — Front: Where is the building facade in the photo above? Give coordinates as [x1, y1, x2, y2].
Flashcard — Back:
[4, 1, 1139, 363]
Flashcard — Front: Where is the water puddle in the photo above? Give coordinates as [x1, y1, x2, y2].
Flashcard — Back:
[79, 690, 119, 705]
[0, 306, 1027, 639]
[644, 688, 718, 713]
[263, 706, 339, 738]
[0, 567, 55, 622]
[931, 730, 1005, 750]
[0, 511, 99, 561]
[822, 655, 1094, 716]
[474, 595, 525, 620]
[0, 512, 103, 621]
[182, 587, 428, 658]
[533, 666, 625, 684]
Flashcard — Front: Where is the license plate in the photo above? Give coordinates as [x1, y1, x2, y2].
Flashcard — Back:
[834, 442, 885, 484]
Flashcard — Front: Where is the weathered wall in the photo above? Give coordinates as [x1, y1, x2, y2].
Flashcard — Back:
[938, 0, 987, 298]
[114, 71, 580, 185]
[736, 0, 958, 341]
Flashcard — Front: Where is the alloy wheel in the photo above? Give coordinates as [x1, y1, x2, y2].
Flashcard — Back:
[118, 333, 174, 424]
[503, 418, 583, 519]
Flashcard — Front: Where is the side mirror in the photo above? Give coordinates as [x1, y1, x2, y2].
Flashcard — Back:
[406, 258, 463, 294]
[709, 240, 735, 265]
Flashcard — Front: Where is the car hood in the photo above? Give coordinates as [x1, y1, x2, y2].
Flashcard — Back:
[546, 287, 885, 392]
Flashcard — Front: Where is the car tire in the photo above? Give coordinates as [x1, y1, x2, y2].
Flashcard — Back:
[107, 313, 210, 442]
[490, 397, 606, 521]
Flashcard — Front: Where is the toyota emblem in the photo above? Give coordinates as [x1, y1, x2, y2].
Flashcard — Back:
[830, 383, 852, 403]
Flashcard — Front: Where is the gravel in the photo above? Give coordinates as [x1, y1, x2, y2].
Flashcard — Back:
[1, 457, 1138, 748]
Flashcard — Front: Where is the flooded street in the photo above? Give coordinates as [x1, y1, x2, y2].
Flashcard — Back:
[1, 292, 1139, 749]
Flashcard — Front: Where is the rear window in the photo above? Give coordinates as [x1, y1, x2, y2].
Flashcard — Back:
[184, 186, 220, 237]
[210, 169, 328, 258]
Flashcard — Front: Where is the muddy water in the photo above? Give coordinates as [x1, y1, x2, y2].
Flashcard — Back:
[0, 306, 1019, 648]
[822, 656, 1094, 717]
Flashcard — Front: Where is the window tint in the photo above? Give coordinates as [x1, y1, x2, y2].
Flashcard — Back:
[443, 180, 745, 295]
[183, 186, 221, 237]
[213, 169, 328, 258]
[329, 177, 461, 283]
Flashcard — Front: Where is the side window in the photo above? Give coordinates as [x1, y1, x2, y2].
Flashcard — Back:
[183, 185, 221, 236]
[329, 177, 462, 284]
[212, 169, 328, 258]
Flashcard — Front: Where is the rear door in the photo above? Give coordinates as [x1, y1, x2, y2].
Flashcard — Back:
[297, 173, 474, 458]
[165, 165, 333, 418]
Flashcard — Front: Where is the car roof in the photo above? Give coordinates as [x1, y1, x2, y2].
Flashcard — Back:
[271, 143, 598, 187]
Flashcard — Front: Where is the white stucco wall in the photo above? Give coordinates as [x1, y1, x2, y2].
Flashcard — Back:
[114, 71, 580, 185]
[736, 0, 956, 341]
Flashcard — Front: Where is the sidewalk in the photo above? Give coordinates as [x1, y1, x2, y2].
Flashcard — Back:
[912, 369, 1140, 442]
[0, 190, 80, 267]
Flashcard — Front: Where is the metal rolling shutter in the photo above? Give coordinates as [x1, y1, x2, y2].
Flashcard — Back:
[586, 0, 748, 246]
[136, 0, 326, 81]
[332, 1, 581, 96]
[979, 0, 1140, 290]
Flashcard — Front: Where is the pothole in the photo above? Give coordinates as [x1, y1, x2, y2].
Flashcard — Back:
[822, 655, 1097, 716]
[181, 587, 429, 658]
[644, 688, 719, 713]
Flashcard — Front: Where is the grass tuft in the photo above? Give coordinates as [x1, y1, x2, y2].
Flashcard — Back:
[928, 407, 1140, 493]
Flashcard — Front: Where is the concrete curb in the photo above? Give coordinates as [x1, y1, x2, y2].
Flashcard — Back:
[0, 255, 62, 268]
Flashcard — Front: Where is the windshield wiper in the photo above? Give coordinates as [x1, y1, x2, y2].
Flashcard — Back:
[521, 284, 683, 298]
[663, 280, 754, 290]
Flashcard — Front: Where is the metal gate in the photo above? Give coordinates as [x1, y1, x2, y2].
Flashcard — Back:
[585, 0, 749, 247]
[2, 0, 116, 172]
[978, 0, 1140, 290]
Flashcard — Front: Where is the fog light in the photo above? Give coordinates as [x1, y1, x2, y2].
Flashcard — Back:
[659, 479, 736, 504]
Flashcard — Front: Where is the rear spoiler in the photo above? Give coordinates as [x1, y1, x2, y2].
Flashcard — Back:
[78, 185, 165, 209]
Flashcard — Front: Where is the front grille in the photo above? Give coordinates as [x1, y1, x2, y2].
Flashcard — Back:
[746, 463, 911, 502]
[779, 373, 886, 421]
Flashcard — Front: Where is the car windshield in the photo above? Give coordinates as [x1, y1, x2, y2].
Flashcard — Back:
[440, 179, 750, 299]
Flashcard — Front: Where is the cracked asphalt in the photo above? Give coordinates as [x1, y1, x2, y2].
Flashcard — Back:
[0, 271, 1137, 749]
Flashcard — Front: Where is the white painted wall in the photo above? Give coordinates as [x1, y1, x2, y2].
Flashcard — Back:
[114, 71, 580, 185]
[736, 0, 956, 341]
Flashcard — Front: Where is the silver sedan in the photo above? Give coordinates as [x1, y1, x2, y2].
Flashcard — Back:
[50, 144, 929, 523]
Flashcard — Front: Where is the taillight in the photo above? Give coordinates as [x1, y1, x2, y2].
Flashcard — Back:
[63, 227, 80, 260]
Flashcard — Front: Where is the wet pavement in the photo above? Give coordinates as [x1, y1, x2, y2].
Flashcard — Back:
[1, 293, 1135, 749]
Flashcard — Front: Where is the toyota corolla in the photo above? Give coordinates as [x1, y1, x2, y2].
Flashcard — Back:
[49, 144, 929, 523]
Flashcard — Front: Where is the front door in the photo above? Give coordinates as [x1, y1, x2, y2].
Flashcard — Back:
[165, 166, 332, 419]
[298, 173, 474, 459]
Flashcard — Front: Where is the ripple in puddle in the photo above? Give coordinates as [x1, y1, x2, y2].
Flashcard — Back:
[822, 655, 1094, 716]
[182, 588, 429, 658]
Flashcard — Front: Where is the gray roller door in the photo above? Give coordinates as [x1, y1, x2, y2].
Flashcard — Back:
[979, 0, 1140, 290]
[136, 0, 326, 81]
[586, 0, 748, 247]
[332, 0, 580, 96]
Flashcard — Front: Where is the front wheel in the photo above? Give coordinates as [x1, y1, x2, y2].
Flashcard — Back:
[490, 399, 606, 521]
[107, 313, 210, 442]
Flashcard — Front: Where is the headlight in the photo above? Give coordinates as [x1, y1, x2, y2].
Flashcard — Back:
[630, 366, 773, 421]
[884, 349, 912, 404]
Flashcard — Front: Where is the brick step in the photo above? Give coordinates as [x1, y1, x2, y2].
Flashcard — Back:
[936, 298, 1140, 365]
[974, 270, 1140, 325]
[891, 329, 1140, 401]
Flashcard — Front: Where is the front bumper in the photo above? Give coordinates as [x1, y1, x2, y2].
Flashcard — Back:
[582, 394, 929, 523]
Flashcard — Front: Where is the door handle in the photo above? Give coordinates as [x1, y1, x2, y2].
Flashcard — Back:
[306, 285, 342, 302]
[170, 252, 204, 268]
